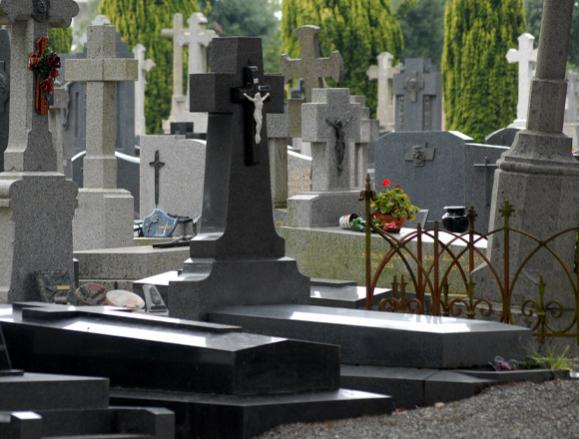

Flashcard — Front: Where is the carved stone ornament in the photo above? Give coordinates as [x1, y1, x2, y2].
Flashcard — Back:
[32, 0, 50, 23]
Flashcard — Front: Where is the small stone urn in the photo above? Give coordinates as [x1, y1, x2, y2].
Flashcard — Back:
[442, 206, 469, 233]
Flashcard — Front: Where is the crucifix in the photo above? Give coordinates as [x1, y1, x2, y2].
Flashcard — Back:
[326, 117, 352, 175]
[149, 150, 165, 207]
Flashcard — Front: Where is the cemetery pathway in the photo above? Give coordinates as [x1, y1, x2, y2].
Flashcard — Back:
[257, 379, 579, 439]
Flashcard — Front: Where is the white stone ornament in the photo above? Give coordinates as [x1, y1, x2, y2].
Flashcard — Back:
[506, 33, 538, 129]
[244, 92, 270, 144]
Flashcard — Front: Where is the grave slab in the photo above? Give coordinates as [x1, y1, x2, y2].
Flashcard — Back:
[0, 304, 339, 396]
[208, 304, 532, 369]
[111, 388, 393, 439]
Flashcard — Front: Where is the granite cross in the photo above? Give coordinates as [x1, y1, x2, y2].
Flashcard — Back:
[302, 88, 361, 191]
[506, 33, 537, 128]
[189, 37, 285, 258]
[149, 150, 165, 207]
[64, 20, 138, 189]
[161, 13, 188, 119]
[133, 43, 155, 137]
[0, 0, 79, 172]
[280, 25, 343, 102]
[367, 52, 399, 131]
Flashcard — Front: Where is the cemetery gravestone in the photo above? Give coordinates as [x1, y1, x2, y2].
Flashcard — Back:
[485, 127, 519, 147]
[506, 33, 537, 129]
[352, 95, 379, 184]
[166, 37, 310, 320]
[176, 12, 216, 135]
[161, 13, 190, 133]
[0, 0, 79, 303]
[133, 43, 154, 137]
[65, 21, 138, 250]
[0, 29, 9, 172]
[475, 0, 579, 308]
[373, 131, 507, 225]
[139, 135, 206, 223]
[394, 58, 442, 132]
[281, 25, 344, 138]
[367, 52, 399, 132]
[288, 88, 363, 228]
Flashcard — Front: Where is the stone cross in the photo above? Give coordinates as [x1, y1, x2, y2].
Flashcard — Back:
[367, 52, 399, 132]
[0, 0, 79, 172]
[506, 33, 537, 129]
[393, 58, 442, 132]
[133, 44, 155, 137]
[65, 22, 138, 189]
[177, 13, 216, 92]
[302, 88, 361, 191]
[280, 25, 343, 102]
[161, 13, 188, 127]
[149, 150, 165, 207]
[189, 37, 285, 258]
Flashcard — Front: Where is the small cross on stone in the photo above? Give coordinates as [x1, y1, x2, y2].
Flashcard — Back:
[149, 150, 165, 207]
[280, 25, 343, 102]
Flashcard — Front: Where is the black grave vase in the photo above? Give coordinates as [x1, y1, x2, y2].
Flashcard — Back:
[442, 206, 468, 234]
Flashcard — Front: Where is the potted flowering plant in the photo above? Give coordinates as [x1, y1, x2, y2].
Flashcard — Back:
[371, 179, 419, 232]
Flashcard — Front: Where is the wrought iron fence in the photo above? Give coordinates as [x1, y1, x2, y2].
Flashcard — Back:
[361, 176, 579, 345]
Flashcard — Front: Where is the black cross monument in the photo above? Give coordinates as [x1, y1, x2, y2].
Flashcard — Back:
[167, 38, 309, 320]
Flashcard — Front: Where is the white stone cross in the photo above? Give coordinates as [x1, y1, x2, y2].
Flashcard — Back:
[177, 13, 216, 91]
[367, 52, 399, 132]
[133, 44, 155, 137]
[281, 25, 343, 102]
[64, 20, 137, 189]
[161, 13, 188, 125]
[506, 33, 538, 129]
[0, 0, 79, 172]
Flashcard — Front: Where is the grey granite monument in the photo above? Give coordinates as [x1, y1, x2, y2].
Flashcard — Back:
[166, 38, 310, 320]
[0, 0, 79, 303]
[267, 111, 290, 209]
[65, 21, 138, 250]
[0, 29, 9, 171]
[475, 0, 579, 309]
[352, 95, 379, 182]
[288, 88, 364, 228]
[48, 85, 69, 173]
[281, 25, 344, 138]
[133, 43, 154, 137]
[394, 58, 442, 132]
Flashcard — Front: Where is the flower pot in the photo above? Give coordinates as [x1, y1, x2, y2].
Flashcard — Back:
[372, 212, 407, 233]
[442, 206, 469, 233]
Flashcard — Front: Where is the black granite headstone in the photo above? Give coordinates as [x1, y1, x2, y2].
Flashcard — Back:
[170, 122, 195, 138]
[0, 30, 10, 172]
[0, 325, 12, 372]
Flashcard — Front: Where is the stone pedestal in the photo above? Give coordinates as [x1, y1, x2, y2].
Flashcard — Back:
[0, 173, 77, 303]
[288, 191, 362, 228]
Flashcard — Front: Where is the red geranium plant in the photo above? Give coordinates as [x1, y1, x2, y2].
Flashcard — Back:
[371, 178, 419, 221]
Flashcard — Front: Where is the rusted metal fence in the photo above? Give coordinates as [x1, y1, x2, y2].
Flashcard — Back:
[361, 176, 579, 345]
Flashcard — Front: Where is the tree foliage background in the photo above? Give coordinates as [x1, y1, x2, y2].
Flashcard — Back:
[395, 0, 445, 65]
[49, 28, 73, 53]
[442, 0, 526, 142]
[281, 0, 403, 114]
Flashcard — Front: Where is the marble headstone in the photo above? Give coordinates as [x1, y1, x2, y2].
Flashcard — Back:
[0, 29, 9, 171]
[65, 21, 138, 250]
[0, 0, 79, 302]
[165, 37, 310, 320]
[506, 33, 537, 129]
[139, 135, 206, 222]
[393, 58, 442, 132]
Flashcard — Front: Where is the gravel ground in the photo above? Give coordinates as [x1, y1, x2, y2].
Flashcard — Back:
[257, 379, 579, 439]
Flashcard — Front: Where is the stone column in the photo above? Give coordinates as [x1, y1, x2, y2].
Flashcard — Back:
[475, 0, 579, 312]
[133, 44, 155, 137]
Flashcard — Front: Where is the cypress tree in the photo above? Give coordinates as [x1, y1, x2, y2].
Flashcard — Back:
[281, 0, 403, 114]
[442, 0, 525, 142]
[100, 0, 200, 134]
[49, 28, 73, 53]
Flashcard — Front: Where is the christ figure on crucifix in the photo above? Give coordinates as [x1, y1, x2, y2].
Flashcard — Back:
[243, 91, 270, 144]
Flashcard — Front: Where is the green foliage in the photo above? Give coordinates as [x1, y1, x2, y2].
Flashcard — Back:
[199, 0, 282, 73]
[48, 28, 73, 53]
[371, 179, 419, 220]
[100, 0, 200, 134]
[442, 0, 526, 142]
[281, 0, 403, 114]
[525, 0, 579, 68]
[395, 0, 445, 64]
[525, 346, 577, 371]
